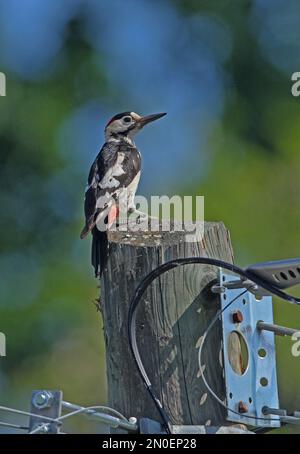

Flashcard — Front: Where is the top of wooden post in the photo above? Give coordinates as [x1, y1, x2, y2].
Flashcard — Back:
[107, 220, 233, 254]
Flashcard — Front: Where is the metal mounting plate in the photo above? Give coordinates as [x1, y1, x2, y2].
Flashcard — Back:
[246, 258, 300, 289]
[29, 390, 62, 433]
[220, 271, 280, 427]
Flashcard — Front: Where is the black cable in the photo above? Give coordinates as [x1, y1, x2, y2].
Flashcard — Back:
[128, 257, 300, 432]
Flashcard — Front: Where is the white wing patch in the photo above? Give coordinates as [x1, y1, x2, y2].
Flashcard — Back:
[95, 171, 141, 231]
[99, 152, 126, 189]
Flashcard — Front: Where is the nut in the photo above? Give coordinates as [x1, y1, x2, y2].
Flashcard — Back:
[232, 310, 243, 323]
[32, 391, 54, 409]
[238, 401, 248, 414]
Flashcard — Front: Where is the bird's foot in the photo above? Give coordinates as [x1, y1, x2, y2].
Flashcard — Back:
[128, 208, 149, 224]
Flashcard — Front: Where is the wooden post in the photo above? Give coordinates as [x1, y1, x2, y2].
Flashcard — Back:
[101, 221, 234, 428]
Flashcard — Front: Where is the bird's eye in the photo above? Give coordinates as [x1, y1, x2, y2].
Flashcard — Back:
[123, 116, 132, 123]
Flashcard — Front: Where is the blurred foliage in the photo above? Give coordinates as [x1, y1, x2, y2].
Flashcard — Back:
[0, 0, 300, 433]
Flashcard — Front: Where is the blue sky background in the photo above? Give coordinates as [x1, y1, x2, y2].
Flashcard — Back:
[1, 0, 299, 192]
[0, 0, 229, 192]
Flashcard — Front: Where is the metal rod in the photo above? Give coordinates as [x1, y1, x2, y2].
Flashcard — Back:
[61, 402, 137, 432]
[29, 423, 50, 434]
[0, 404, 59, 423]
[262, 406, 286, 416]
[263, 407, 300, 425]
[280, 415, 300, 425]
[0, 421, 29, 430]
[257, 321, 300, 337]
[211, 279, 258, 294]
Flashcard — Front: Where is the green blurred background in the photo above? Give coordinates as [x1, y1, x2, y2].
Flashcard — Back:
[0, 0, 300, 433]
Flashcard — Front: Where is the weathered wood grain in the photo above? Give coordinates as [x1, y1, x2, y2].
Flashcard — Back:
[100, 221, 234, 426]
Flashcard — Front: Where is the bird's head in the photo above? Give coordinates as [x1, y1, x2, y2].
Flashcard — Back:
[104, 111, 166, 142]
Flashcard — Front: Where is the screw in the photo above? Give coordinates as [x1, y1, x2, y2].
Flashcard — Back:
[32, 391, 54, 409]
[238, 401, 248, 413]
[232, 310, 243, 323]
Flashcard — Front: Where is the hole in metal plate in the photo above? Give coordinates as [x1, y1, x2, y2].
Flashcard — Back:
[227, 331, 249, 375]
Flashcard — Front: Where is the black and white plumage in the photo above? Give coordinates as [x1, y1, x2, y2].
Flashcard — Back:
[80, 111, 166, 276]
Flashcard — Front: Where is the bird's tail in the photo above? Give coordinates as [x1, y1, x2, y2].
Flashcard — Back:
[91, 228, 109, 277]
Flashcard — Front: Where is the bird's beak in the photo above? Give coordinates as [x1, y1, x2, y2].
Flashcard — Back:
[138, 112, 167, 127]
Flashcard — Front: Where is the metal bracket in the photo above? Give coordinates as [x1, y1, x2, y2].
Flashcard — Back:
[246, 258, 300, 290]
[139, 418, 253, 434]
[29, 390, 63, 434]
[171, 425, 253, 434]
[219, 271, 280, 428]
[212, 277, 272, 298]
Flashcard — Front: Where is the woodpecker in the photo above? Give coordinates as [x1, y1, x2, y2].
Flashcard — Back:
[80, 111, 166, 276]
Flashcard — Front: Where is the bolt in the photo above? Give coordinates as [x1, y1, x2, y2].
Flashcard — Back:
[238, 401, 248, 414]
[211, 285, 225, 294]
[232, 310, 243, 323]
[129, 417, 137, 425]
[32, 391, 54, 410]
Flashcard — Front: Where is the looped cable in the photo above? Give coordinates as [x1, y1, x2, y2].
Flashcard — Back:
[128, 257, 300, 431]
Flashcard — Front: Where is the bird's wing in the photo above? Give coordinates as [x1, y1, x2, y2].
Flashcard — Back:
[80, 142, 119, 239]
[80, 140, 141, 239]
